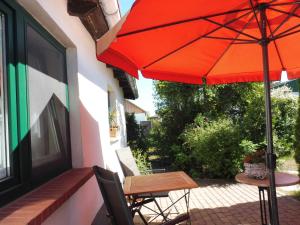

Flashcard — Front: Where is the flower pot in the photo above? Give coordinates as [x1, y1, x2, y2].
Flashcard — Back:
[110, 127, 118, 138]
[244, 163, 267, 180]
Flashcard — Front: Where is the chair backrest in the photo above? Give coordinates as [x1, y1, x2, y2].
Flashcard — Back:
[93, 166, 134, 225]
[116, 147, 141, 176]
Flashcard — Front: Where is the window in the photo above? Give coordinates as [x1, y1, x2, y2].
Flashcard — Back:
[26, 25, 71, 181]
[0, 1, 71, 206]
[0, 13, 9, 180]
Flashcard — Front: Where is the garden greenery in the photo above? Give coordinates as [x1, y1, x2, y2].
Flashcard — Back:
[126, 81, 298, 178]
[182, 117, 242, 178]
[149, 81, 298, 178]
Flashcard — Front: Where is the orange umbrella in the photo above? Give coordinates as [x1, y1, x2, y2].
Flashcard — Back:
[96, 1, 300, 224]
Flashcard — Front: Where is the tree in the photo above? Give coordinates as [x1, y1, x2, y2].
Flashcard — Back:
[152, 81, 297, 177]
[125, 113, 148, 152]
[153, 81, 202, 159]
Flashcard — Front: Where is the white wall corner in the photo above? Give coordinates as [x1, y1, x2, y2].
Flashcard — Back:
[67, 48, 84, 168]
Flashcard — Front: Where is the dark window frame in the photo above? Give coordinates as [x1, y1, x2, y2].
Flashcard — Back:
[0, 0, 72, 206]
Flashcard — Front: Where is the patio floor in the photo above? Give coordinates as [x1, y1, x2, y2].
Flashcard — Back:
[135, 180, 300, 225]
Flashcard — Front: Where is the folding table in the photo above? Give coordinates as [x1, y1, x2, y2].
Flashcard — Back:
[123, 171, 198, 225]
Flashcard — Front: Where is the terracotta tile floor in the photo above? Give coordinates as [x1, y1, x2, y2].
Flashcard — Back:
[135, 181, 300, 225]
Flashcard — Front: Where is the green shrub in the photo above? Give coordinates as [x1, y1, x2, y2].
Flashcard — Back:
[182, 116, 243, 178]
[132, 149, 152, 174]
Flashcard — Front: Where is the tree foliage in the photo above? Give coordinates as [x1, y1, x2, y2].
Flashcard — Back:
[153, 81, 202, 158]
[151, 81, 297, 178]
[182, 117, 242, 178]
[126, 113, 148, 153]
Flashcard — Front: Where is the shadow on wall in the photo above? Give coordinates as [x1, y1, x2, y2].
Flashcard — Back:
[80, 102, 104, 167]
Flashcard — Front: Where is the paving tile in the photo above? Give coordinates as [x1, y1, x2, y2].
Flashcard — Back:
[135, 182, 300, 225]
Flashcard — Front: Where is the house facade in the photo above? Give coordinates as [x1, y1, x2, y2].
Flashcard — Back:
[0, 0, 136, 224]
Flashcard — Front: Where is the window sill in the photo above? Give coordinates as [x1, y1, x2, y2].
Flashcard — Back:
[0, 168, 93, 225]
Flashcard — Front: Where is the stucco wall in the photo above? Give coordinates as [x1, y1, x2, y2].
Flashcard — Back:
[16, 0, 126, 224]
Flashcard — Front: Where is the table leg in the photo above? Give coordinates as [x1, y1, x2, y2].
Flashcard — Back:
[184, 189, 191, 225]
[153, 198, 169, 222]
[146, 189, 191, 224]
[267, 188, 274, 225]
[128, 196, 149, 225]
[258, 187, 273, 225]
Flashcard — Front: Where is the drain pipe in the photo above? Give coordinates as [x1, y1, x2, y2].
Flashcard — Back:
[99, 0, 121, 28]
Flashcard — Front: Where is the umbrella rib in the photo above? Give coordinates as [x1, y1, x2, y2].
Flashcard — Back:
[266, 14, 285, 70]
[204, 13, 256, 79]
[249, 0, 262, 34]
[204, 36, 255, 42]
[233, 40, 259, 44]
[273, 23, 300, 39]
[273, 27, 300, 40]
[142, 10, 253, 70]
[268, 7, 300, 20]
[202, 17, 260, 41]
[270, 1, 300, 7]
[117, 8, 253, 38]
[270, 5, 300, 35]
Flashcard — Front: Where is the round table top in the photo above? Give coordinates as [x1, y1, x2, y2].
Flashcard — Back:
[235, 172, 300, 188]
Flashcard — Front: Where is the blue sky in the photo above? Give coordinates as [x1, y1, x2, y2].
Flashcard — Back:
[119, 0, 156, 116]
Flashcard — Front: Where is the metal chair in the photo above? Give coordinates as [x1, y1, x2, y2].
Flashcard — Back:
[93, 166, 189, 225]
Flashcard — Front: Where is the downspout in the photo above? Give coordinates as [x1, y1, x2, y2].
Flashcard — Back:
[99, 0, 121, 28]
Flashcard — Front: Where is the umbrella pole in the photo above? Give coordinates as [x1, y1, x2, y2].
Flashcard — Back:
[260, 4, 280, 225]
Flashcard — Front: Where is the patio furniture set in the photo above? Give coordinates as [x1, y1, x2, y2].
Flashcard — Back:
[92, 147, 299, 225]
[93, 147, 198, 225]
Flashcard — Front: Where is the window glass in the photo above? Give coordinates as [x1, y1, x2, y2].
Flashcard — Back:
[26, 25, 70, 175]
[0, 14, 9, 180]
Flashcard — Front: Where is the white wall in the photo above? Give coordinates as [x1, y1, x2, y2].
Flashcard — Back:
[16, 0, 127, 224]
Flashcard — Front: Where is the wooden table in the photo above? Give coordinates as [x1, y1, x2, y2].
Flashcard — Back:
[124, 171, 198, 224]
[124, 171, 198, 195]
[236, 172, 300, 225]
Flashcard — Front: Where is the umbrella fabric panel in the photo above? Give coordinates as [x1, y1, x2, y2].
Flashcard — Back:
[109, 20, 220, 70]
[98, 48, 139, 78]
[97, 0, 300, 84]
[273, 15, 300, 79]
[119, 0, 251, 37]
[206, 40, 283, 84]
[142, 70, 203, 84]
[141, 36, 233, 83]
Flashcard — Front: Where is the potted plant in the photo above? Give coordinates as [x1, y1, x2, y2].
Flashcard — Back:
[244, 148, 268, 179]
[109, 109, 119, 138]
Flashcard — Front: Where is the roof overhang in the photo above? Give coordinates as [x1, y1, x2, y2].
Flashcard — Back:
[67, 0, 138, 99]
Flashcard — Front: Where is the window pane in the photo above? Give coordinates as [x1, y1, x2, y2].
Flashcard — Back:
[26, 25, 70, 175]
[0, 14, 9, 180]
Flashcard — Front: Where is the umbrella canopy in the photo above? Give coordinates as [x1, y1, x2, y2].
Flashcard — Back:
[97, 0, 300, 85]
[96, 1, 300, 225]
